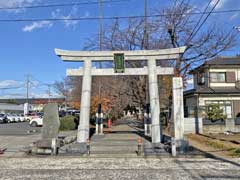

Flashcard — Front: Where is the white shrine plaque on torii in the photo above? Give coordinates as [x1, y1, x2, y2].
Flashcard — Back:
[55, 47, 186, 145]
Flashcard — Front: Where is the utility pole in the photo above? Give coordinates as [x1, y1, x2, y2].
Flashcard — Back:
[99, 0, 103, 51]
[144, 0, 149, 105]
[24, 74, 31, 115]
[144, 0, 148, 50]
[47, 84, 51, 103]
[98, 0, 103, 104]
[26, 74, 31, 103]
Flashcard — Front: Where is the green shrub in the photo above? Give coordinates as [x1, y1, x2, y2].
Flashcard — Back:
[229, 148, 240, 157]
[206, 104, 227, 122]
[60, 115, 77, 131]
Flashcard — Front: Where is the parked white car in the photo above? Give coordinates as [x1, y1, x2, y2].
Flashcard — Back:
[18, 114, 26, 122]
[13, 114, 21, 122]
[29, 117, 43, 127]
[6, 114, 16, 123]
[25, 113, 39, 121]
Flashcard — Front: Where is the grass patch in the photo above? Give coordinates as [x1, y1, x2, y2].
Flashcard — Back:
[60, 115, 77, 131]
[187, 134, 240, 157]
[206, 141, 226, 150]
[206, 139, 240, 157]
[229, 148, 240, 157]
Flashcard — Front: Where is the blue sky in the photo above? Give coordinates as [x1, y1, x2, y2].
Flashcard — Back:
[0, 0, 239, 98]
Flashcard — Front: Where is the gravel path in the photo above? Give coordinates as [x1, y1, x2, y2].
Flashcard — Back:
[0, 157, 239, 180]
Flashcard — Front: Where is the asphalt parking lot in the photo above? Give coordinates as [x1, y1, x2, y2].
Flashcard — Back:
[0, 122, 41, 157]
[0, 122, 41, 136]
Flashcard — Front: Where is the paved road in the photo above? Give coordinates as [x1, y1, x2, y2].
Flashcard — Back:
[0, 157, 239, 180]
[0, 122, 41, 157]
[0, 122, 41, 135]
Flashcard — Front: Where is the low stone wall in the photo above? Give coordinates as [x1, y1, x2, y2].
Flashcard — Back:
[203, 125, 226, 133]
[184, 118, 203, 134]
[203, 119, 240, 133]
[185, 118, 240, 134]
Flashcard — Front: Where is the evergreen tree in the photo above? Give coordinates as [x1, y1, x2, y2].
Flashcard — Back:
[207, 104, 226, 122]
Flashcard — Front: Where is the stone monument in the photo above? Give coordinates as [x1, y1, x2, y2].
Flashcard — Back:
[41, 103, 60, 139]
[32, 103, 60, 155]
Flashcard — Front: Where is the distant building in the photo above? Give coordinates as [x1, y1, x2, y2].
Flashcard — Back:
[184, 56, 240, 132]
[0, 103, 24, 114]
[0, 98, 65, 113]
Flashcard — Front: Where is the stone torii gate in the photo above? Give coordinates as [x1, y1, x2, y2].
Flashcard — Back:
[55, 47, 186, 145]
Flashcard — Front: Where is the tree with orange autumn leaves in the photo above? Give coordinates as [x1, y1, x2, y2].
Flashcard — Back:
[90, 95, 114, 116]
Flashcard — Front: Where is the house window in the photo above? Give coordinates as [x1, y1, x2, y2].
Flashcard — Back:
[197, 73, 205, 85]
[205, 100, 232, 118]
[210, 72, 226, 82]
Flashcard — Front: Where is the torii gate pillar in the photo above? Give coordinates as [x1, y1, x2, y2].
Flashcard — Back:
[78, 59, 92, 143]
[148, 58, 162, 143]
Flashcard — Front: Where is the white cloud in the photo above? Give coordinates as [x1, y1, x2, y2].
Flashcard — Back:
[230, 13, 239, 20]
[235, 26, 240, 32]
[0, 80, 24, 89]
[21, 4, 88, 31]
[0, 0, 37, 7]
[51, 6, 79, 27]
[0, 0, 40, 13]
[51, 6, 89, 27]
[210, 0, 227, 10]
[22, 20, 53, 32]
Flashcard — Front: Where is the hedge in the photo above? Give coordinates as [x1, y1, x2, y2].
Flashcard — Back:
[59, 115, 77, 131]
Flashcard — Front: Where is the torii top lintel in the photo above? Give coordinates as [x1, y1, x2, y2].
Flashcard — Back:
[55, 46, 186, 61]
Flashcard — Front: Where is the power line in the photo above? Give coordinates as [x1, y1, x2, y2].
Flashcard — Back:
[0, 8, 239, 22]
[186, 0, 220, 44]
[188, 0, 212, 42]
[192, 3, 236, 32]
[0, 0, 130, 10]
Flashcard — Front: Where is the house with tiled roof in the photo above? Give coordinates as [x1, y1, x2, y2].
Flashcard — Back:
[184, 56, 240, 132]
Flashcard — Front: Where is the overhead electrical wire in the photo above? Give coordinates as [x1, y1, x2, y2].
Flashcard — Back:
[0, 0, 130, 10]
[188, 0, 212, 41]
[0, 8, 239, 22]
[186, 0, 221, 44]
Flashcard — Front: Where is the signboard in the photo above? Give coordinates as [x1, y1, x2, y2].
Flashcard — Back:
[24, 103, 29, 115]
[114, 53, 125, 73]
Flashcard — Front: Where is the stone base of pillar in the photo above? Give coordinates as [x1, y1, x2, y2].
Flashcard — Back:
[175, 139, 189, 153]
[77, 128, 88, 143]
[144, 124, 152, 136]
[151, 124, 161, 144]
[65, 142, 88, 154]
